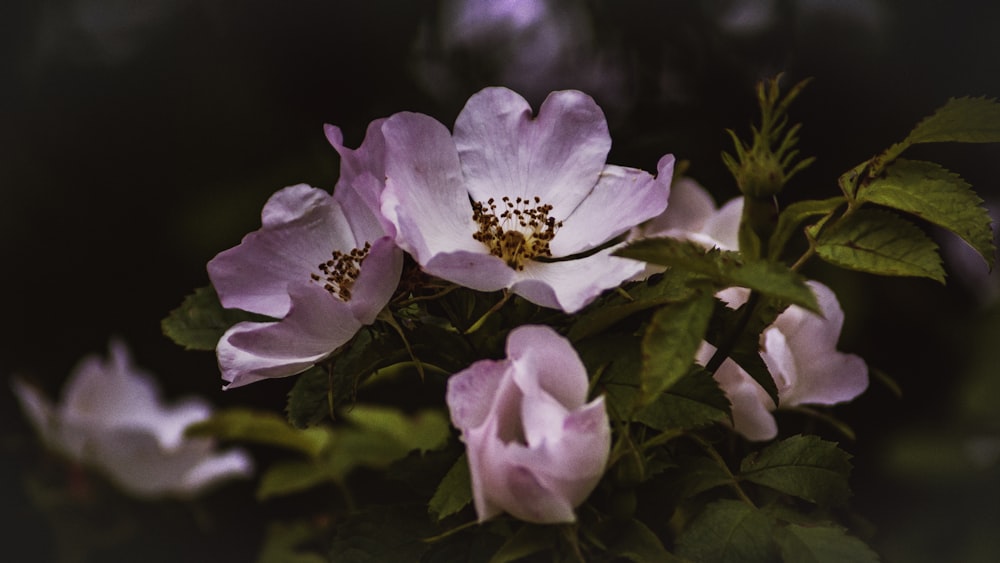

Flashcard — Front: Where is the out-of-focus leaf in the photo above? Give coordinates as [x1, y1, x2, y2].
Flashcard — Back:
[257, 460, 335, 500]
[186, 408, 330, 458]
[257, 521, 328, 563]
[286, 365, 330, 429]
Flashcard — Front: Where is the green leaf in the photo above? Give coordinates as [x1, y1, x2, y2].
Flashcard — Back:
[857, 159, 995, 269]
[580, 332, 643, 419]
[776, 524, 881, 563]
[186, 408, 330, 458]
[635, 367, 730, 431]
[668, 455, 738, 499]
[640, 292, 715, 405]
[675, 499, 778, 563]
[768, 197, 845, 261]
[162, 285, 274, 351]
[739, 435, 853, 507]
[257, 460, 336, 500]
[812, 208, 945, 282]
[617, 238, 820, 313]
[908, 96, 1000, 144]
[568, 269, 699, 342]
[286, 365, 330, 429]
[429, 455, 472, 521]
[599, 518, 680, 562]
[341, 405, 450, 454]
[875, 96, 1000, 171]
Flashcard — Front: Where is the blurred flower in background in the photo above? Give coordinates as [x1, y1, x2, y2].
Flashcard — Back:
[412, 0, 632, 117]
[11, 340, 252, 498]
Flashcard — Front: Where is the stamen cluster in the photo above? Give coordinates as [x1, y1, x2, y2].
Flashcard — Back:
[310, 241, 372, 301]
[471, 196, 563, 270]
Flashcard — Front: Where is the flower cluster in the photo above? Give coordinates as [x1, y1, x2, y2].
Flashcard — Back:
[12, 341, 252, 498]
[209, 86, 673, 389]
[647, 178, 869, 440]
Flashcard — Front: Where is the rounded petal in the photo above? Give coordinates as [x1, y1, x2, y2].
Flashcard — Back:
[453, 87, 612, 220]
[713, 358, 778, 441]
[643, 176, 717, 236]
[347, 236, 404, 325]
[382, 112, 483, 262]
[766, 282, 869, 406]
[511, 249, 646, 312]
[179, 448, 254, 494]
[60, 340, 162, 432]
[495, 459, 577, 523]
[218, 283, 363, 389]
[507, 325, 588, 410]
[327, 120, 396, 239]
[423, 250, 515, 292]
[446, 359, 510, 431]
[208, 186, 357, 317]
[10, 378, 57, 449]
[551, 155, 672, 256]
[701, 197, 744, 251]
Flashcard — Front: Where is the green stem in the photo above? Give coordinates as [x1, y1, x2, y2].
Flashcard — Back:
[463, 291, 511, 334]
[691, 435, 756, 508]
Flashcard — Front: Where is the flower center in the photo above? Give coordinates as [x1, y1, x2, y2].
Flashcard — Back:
[309, 241, 371, 301]
[472, 196, 563, 270]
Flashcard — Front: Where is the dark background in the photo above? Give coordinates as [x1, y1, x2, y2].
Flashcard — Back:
[3, 1, 999, 560]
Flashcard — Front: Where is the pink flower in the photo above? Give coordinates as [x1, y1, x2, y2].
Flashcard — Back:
[381, 87, 673, 312]
[446, 325, 610, 523]
[640, 176, 742, 251]
[11, 341, 253, 498]
[701, 282, 869, 441]
[207, 121, 403, 388]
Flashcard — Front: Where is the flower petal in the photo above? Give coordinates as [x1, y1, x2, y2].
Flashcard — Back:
[217, 283, 363, 389]
[208, 186, 357, 318]
[701, 197, 743, 251]
[446, 359, 510, 431]
[326, 120, 396, 239]
[552, 155, 673, 255]
[507, 325, 588, 410]
[511, 249, 646, 312]
[423, 250, 515, 292]
[453, 87, 612, 220]
[382, 112, 483, 262]
[346, 236, 404, 325]
[643, 176, 717, 236]
[713, 356, 778, 441]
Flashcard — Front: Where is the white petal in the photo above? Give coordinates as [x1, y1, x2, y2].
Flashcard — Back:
[507, 325, 588, 409]
[218, 283, 363, 389]
[453, 87, 612, 220]
[382, 112, 483, 262]
[552, 155, 672, 256]
[511, 249, 646, 312]
[346, 236, 404, 325]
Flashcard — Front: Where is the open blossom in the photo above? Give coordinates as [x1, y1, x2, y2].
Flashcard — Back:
[207, 121, 403, 388]
[381, 86, 673, 313]
[11, 341, 253, 498]
[446, 325, 610, 523]
[701, 281, 869, 441]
